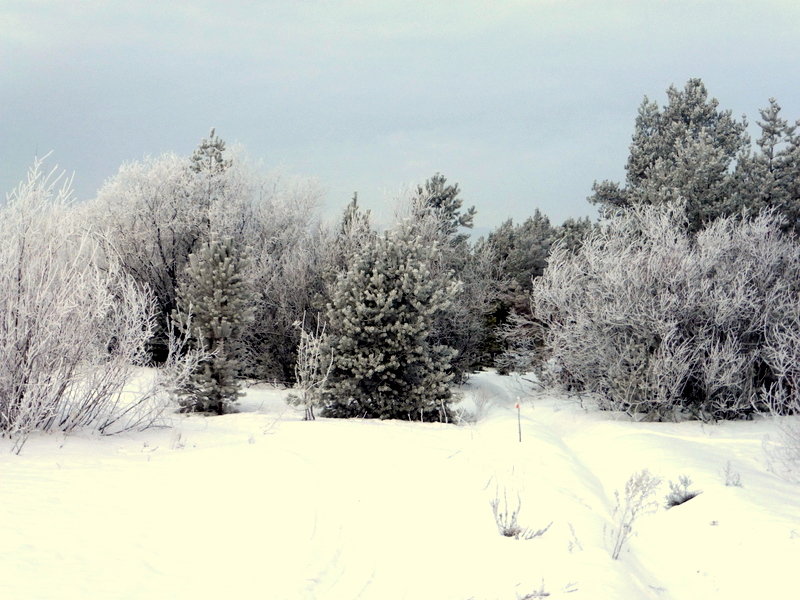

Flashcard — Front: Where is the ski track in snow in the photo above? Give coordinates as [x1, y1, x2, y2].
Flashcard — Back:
[1, 370, 798, 599]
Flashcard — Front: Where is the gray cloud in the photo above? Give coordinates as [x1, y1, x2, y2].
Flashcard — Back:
[3, 0, 799, 230]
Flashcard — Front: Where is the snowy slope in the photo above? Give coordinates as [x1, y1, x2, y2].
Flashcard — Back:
[1, 371, 798, 599]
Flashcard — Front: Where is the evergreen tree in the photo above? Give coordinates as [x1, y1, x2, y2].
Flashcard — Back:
[408, 174, 499, 381]
[189, 128, 237, 239]
[412, 172, 476, 242]
[491, 210, 555, 292]
[173, 237, 254, 414]
[590, 78, 750, 232]
[485, 211, 593, 372]
[784, 126, 800, 232]
[734, 99, 800, 232]
[321, 222, 460, 420]
[553, 216, 594, 254]
[330, 193, 375, 278]
[190, 128, 232, 174]
[590, 80, 800, 234]
[486, 211, 593, 312]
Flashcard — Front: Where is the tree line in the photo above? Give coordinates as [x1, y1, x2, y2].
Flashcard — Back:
[2, 79, 799, 441]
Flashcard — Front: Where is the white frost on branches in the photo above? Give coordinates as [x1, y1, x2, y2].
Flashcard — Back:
[0, 158, 187, 450]
[532, 203, 800, 420]
[287, 313, 333, 421]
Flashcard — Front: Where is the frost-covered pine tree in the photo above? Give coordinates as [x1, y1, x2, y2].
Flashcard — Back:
[412, 173, 476, 241]
[407, 174, 501, 381]
[734, 99, 800, 233]
[327, 193, 375, 279]
[190, 128, 232, 175]
[590, 78, 749, 232]
[321, 222, 461, 420]
[173, 237, 254, 414]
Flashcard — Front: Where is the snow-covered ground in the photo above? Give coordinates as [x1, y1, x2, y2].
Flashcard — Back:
[1, 371, 798, 599]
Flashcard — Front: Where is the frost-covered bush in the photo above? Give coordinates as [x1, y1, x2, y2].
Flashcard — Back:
[722, 461, 743, 487]
[88, 131, 325, 372]
[286, 314, 332, 421]
[0, 159, 171, 446]
[761, 322, 800, 480]
[606, 469, 661, 560]
[243, 175, 328, 382]
[321, 220, 460, 421]
[489, 486, 552, 540]
[533, 204, 800, 420]
[89, 133, 257, 361]
[664, 475, 701, 508]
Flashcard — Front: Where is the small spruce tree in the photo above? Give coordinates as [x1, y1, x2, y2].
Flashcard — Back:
[173, 237, 254, 414]
[322, 222, 460, 420]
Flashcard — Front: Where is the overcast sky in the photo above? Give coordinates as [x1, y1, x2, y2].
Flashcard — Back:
[3, 1, 799, 232]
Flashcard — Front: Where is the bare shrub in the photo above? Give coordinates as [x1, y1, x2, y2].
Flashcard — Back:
[286, 313, 332, 420]
[455, 388, 491, 425]
[764, 419, 800, 483]
[606, 469, 661, 560]
[496, 309, 548, 375]
[490, 487, 552, 540]
[760, 320, 800, 481]
[722, 461, 743, 487]
[0, 158, 199, 451]
[517, 580, 550, 599]
[472, 389, 491, 422]
[664, 475, 701, 508]
[567, 522, 583, 553]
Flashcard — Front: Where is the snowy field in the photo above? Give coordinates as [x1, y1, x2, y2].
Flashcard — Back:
[1, 371, 798, 600]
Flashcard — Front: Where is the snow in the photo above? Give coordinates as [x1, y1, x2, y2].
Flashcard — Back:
[1, 370, 798, 599]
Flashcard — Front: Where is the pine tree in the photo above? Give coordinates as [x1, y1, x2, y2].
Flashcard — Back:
[734, 99, 800, 233]
[783, 126, 800, 232]
[189, 128, 235, 240]
[591, 81, 800, 235]
[190, 128, 232, 174]
[412, 173, 476, 242]
[321, 222, 460, 420]
[554, 216, 593, 254]
[499, 210, 555, 290]
[409, 174, 498, 381]
[173, 237, 254, 414]
[329, 193, 375, 277]
[484, 211, 593, 372]
[590, 78, 750, 232]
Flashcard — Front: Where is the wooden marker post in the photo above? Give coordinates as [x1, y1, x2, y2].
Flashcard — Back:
[515, 398, 522, 442]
